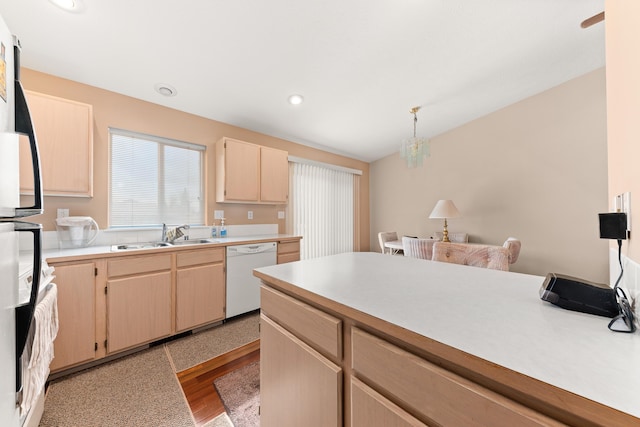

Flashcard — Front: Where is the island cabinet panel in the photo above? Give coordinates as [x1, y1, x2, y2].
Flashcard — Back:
[49, 262, 96, 372]
[176, 248, 225, 332]
[19, 90, 93, 197]
[351, 377, 427, 427]
[260, 314, 342, 427]
[277, 240, 300, 264]
[351, 328, 565, 427]
[261, 285, 341, 361]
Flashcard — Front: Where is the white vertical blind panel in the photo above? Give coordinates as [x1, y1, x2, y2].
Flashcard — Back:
[291, 162, 354, 260]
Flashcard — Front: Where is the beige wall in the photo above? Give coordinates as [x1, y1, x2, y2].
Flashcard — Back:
[605, 1, 640, 268]
[370, 68, 609, 280]
[20, 69, 370, 251]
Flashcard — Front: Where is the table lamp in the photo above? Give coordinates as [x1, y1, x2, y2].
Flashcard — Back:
[429, 200, 461, 242]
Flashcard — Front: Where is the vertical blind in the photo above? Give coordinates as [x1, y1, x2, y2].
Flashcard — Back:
[109, 128, 205, 227]
[290, 161, 355, 259]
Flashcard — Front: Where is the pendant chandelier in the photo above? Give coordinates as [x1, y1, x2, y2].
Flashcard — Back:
[400, 106, 430, 168]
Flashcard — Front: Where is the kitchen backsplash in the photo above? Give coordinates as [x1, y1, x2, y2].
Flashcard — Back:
[25, 224, 279, 250]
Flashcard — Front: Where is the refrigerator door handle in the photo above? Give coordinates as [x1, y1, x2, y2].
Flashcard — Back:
[13, 79, 43, 218]
[14, 221, 42, 394]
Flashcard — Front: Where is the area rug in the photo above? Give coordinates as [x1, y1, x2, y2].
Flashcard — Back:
[214, 361, 260, 427]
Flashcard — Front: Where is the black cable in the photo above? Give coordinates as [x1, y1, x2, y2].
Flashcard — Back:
[613, 238, 624, 290]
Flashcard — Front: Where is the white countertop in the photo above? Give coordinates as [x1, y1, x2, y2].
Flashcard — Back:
[254, 252, 640, 419]
[41, 234, 299, 261]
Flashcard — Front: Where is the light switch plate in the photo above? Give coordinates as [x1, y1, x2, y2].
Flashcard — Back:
[57, 208, 69, 218]
[278, 211, 285, 219]
[214, 210, 224, 220]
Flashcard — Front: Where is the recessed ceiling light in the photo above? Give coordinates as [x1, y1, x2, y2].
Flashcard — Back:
[288, 94, 304, 105]
[155, 83, 177, 97]
[49, 0, 80, 11]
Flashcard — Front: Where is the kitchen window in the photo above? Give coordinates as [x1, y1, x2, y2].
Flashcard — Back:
[108, 128, 205, 227]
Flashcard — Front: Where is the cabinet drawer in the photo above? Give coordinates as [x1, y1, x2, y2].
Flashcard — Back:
[277, 252, 300, 264]
[351, 377, 428, 427]
[261, 286, 342, 361]
[107, 254, 172, 278]
[352, 328, 564, 427]
[277, 241, 300, 254]
[177, 247, 224, 268]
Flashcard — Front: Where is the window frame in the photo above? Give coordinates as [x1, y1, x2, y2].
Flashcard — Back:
[108, 127, 206, 229]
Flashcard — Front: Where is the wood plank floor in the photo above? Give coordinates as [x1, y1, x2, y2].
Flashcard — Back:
[178, 339, 260, 426]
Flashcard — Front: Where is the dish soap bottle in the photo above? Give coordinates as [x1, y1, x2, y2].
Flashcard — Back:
[211, 221, 217, 238]
[220, 218, 227, 237]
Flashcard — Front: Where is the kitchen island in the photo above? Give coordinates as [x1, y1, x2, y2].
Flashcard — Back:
[254, 252, 640, 427]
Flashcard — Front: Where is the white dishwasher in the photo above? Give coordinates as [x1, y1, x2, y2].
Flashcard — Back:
[226, 242, 277, 318]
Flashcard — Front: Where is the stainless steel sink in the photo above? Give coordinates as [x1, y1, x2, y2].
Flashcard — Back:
[170, 239, 220, 245]
[110, 242, 173, 251]
[111, 238, 221, 251]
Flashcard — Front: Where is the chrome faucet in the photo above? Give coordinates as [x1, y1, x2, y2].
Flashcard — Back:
[161, 223, 168, 242]
[161, 223, 190, 243]
[176, 224, 190, 241]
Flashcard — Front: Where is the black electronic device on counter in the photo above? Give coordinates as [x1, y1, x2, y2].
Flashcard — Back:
[539, 273, 619, 318]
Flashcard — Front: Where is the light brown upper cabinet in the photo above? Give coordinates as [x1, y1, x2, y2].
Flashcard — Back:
[260, 146, 289, 203]
[20, 91, 94, 197]
[216, 137, 289, 204]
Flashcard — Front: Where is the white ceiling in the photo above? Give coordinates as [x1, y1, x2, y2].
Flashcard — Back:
[0, 0, 605, 162]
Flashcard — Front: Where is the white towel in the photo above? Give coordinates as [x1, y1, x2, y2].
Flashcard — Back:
[20, 283, 59, 415]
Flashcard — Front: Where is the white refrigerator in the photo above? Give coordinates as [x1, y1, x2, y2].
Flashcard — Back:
[0, 13, 44, 427]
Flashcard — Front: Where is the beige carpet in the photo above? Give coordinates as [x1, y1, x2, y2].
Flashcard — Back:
[40, 313, 259, 427]
[168, 314, 260, 372]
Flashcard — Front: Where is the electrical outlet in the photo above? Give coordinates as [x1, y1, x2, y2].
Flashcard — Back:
[248, 211, 253, 220]
[214, 210, 224, 220]
[278, 211, 285, 219]
[57, 208, 69, 218]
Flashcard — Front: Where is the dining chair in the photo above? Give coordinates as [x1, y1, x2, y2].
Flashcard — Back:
[378, 231, 399, 255]
[432, 242, 510, 271]
[503, 237, 521, 264]
[402, 237, 438, 260]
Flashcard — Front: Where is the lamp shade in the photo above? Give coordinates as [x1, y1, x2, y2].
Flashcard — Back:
[429, 200, 461, 219]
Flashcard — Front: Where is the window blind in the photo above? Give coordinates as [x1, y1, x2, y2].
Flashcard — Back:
[109, 128, 205, 227]
[290, 161, 354, 259]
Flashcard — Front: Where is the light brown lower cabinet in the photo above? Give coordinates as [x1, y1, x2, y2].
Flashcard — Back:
[260, 314, 342, 427]
[277, 239, 300, 264]
[49, 262, 96, 372]
[106, 271, 172, 354]
[176, 248, 225, 332]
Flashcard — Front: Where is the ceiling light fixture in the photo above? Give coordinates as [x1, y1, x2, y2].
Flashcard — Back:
[155, 83, 177, 97]
[48, 0, 78, 11]
[288, 94, 304, 105]
[400, 106, 430, 168]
